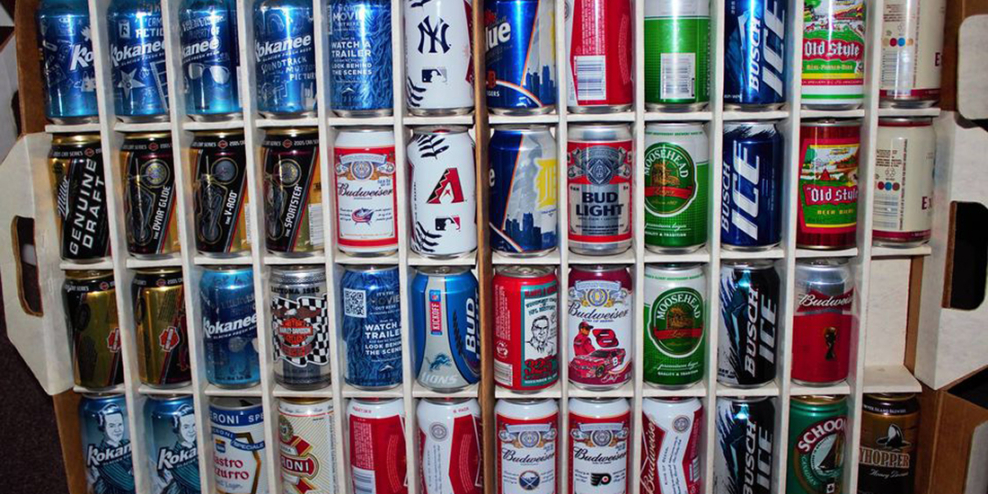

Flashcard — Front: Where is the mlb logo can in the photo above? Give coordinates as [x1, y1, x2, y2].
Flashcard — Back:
[347, 398, 408, 494]
[404, 0, 475, 115]
[417, 398, 483, 494]
[495, 398, 558, 494]
[493, 265, 559, 392]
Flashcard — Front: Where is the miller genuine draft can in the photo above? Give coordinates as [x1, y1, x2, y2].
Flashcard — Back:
[191, 130, 250, 256]
[714, 397, 775, 494]
[644, 0, 711, 110]
[122, 132, 180, 257]
[49, 133, 111, 262]
[270, 266, 331, 390]
[567, 123, 633, 256]
[262, 128, 323, 256]
[644, 263, 706, 388]
[787, 395, 848, 494]
[718, 260, 780, 388]
[801, 0, 866, 109]
[65, 270, 122, 390]
[133, 268, 191, 388]
[858, 393, 919, 494]
[644, 122, 709, 253]
[279, 398, 339, 494]
[80, 393, 135, 494]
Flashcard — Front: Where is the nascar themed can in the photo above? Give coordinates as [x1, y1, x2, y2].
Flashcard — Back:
[270, 266, 331, 390]
[493, 265, 559, 392]
[567, 265, 633, 390]
[262, 128, 323, 255]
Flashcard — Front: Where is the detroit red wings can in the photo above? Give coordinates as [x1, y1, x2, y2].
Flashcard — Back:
[417, 398, 483, 494]
[568, 265, 633, 390]
[495, 399, 558, 494]
[565, 0, 634, 112]
[793, 258, 855, 386]
[640, 397, 703, 494]
[347, 398, 408, 494]
[333, 127, 398, 256]
[569, 397, 631, 494]
[493, 265, 560, 392]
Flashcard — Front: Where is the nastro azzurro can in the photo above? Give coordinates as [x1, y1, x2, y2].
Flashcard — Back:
[643, 263, 706, 388]
[644, 0, 711, 110]
[210, 397, 267, 494]
[644, 122, 709, 253]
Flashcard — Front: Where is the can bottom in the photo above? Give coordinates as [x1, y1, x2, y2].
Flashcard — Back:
[489, 106, 556, 116]
[645, 243, 705, 255]
[721, 242, 780, 252]
[569, 379, 630, 392]
[569, 243, 632, 257]
[792, 378, 847, 388]
[408, 107, 474, 117]
[645, 102, 708, 113]
[275, 375, 331, 391]
[724, 103, 784, 112]
[412, 248, 478, 260]
[333, 108, 394, 118]
[346, 382, 402, 391]
[568, 104, 632, 114]
[872, 237, 930, 248]
[118, 114, 169, 123]
[141, 380, 193, 390]
[339, 248, 399, 258]
[209, 380, 262, 390]
[189, 111, 243, 122]
[494, 247, 558, 258]
[260, 110, 317, 120]
[644, 380, 702, 390]
[801, 103, 862, 111]
[49, 115, 98, 125]
[880, 98, 939, 109]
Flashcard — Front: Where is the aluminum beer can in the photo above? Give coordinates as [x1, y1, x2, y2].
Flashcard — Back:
[210, 397, 267, 494]
[200, 266, 260, 388]
[793, 258, 854, 386]
[879, 0, 945, 107]
[724, 0, 787, 108]
[328, 0, 394, 116]
[333, 127, 398, 256]
[643, 0, 711, 110]
[80, 393, 136, 494]
[347, 398, 408, 494]
[873, 118, 936, 247]
[567, 265, 633, 390]
[801, 0, 866, 109]
[271, 266, 331, 390]
[340, 265, 403, 389]
[64, 270, 122, 390]
[714, 397, 775, 494]
[489, 125, 558, 256]
[179, 0, 242, 120]
[145, 395, 199, 494]
[279, 398, 338, 494]
[641, 398, 703, 494]
[722, 122, 784, 250]
[412, 266, 481, 392]
[485, 0, 557, 114]
[36, 0, 99, 124]
[786, 396, 848, 494]
[567, 123, 633, 255]
[644, 122, 709, 253]
[718, 260, 779, 388]
[262, 128, 323, 255]
[122, 132, 180, 257]
[403, 0, 475, 115]
[409, 126, 478, 258]
[191, 131, 250, 256]
[643, 264, 706, 388]
[49, 134, 111, 262]
[858, 394, 919, 494]
[417, 398, 483, 494]
[495, 398, 558, 494]
[107, 0, 169, 121]
[253, 0, 317, 118]
[798, 119, 861, 250]
[568, 398, 631, 494]
[565, 0, 633, 112]
[133, 268, 191, 388]
[492, 265, 559, 392]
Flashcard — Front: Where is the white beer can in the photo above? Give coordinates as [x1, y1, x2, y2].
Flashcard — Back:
[640, 397, 703, 494]
[210, 397, 268, 494]
[873, 117, 936, 247]
[347, 398, 408, 494]
[568, 397, 631, 494]
[403, 0, 475, 115]
[495, 398, 558, 494]
[278, 398, 338, 494]
[333, 127, 398, 256]
[417, 398, 483, 494]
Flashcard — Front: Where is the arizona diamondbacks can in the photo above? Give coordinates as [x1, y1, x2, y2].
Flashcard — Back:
[644, 122, 709, 253]
[644, 264, 706, 388]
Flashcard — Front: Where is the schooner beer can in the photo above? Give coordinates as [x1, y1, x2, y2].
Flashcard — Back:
[279, 398, 338, 494]
[145, 395, 199, 494]
[133, 268, 191, 388]
[328, 0, 393, 116]
[270, 266, 331, 390]
[80, 393, 136, 494]
[565, 0, 634, 112]
[858, 394, 919, 494]
[567, 265, 633, 390]
[644, 264, 706, 388]
[724, 0, 787, 108]
[722, 122, 784, 250]
[798, 119, 861, 250]
[568, 398, 631, 494]
[253, 0, 317, 117]
[210, 398, 267, 494]
[495, 399, 558, 494]
[347, 398, 408, 494]
[873, 118, 936, 247]
[65, 270, 122, 390]
[107, 0, 169, 121]
[567, 123, 634, 255]
[644, 122, 709, 253]
[262, 128, 323, 255]
[793, 258, 854, 386]
[801, 0, 866, 109]
[340, 265, 403, 389]
[333, 127, 398, 256]
[191, 131, 250, 256]
[714, 397, 775, 494]
[49, 134, 111, 262]
[412, 266, 481, 392]
[640, 397, 703, 494]
[179, 0, 242, 120]
[417, 398, 483, 494]
[485, 0, 557, 114]
[644, 0, 711, 110]
[786, 396, 848, 494]
[36, 0, 99, 124]
[122, 132, 180, 257]
[200, 266, 261, 388]
[879, 0, 945, 107]
[403, 0, 474, 115]
[718, 260, 780, 388]
[493, 265, 559, 392]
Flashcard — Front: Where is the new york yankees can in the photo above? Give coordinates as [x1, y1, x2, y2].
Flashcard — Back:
[270, 266, 331, 390]
[495, 399, 558, 494]
[568, 397, 631, 494]
[404, 0, 475, 115]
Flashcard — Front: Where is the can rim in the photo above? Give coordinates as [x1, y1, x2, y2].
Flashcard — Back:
[123, 132, 172, 140]
[413, 125, 470, 135]
[134, 267, 183, 276]
[498, 398, 555, 406]
[493, 124, 551, 132]
[645, 121, 707, 129]
[423, 397, 473, 405]
[350, 396, 403, 405]
[722, 259, 776, 269]
[65, 269, 114, 281]
[724, 120, 782, 128]
[864, 393, 917, 401]
[792, 395, 848, 405]
[416, 265, 473, 276]
[148, 394, 193, 402]
[81, 392, 126, 399]
[209, 397, 263, 410]
[343, 264, 400, 274]
[281, 397, 333, 406]
[336, 125, 395, 134]
[879, 117, 934, 126]
[796, 257, 850, 267]
[191, 130, 245, 139]
[645, 262, 703, 271]
[51, 133, 101, 145]
[201, 265, 253, 273]
[570, 264, 628, 273]
[801, 118, 863, 127]
[495, 265, 555, 278]
[719, 396, 771, 403]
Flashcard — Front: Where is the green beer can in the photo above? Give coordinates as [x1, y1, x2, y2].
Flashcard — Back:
[788, 395, 849, 494]
[644, 123, 709, 253]
[643, 263, 706, 388]
[644, 0, 711, 110]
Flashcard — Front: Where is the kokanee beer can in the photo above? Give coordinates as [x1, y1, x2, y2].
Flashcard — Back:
[718, 260, 780, 388]
[412, 266, 481, 392]
[493, 265, 559, 392]
[879, 0, 945, 107]
[348, 398, 408, 494]
[200, 266, 260, 388]
[644, 122, 709, 253]
[179, 0, 241, 120]
[122, 132, 180, 257]
[801, 0, 866, 109]
[417, 398, 483, 494]
[565, 0, 633, 112]
[873, 118, 936, 247]
[145, 395, 199, 494]
[36, 0, 99, 124]
[724, 0, 787, 108]
[787, 396, 848, 494]
[340, 265, 403, 389]
[858, 394, 919, 494]
[485, 0, 557, 114]
[640, 397, 703, 494]
[262, 128, 323, 255]
[798, 120, 861, 250]
[409, 126, 478, 258]
[271, 266, 331, 390]
[253, 0, 317, 118]
[567, 123, 634, 255]
[80, 393, 136, 494]
[107, 0, 169, 121]
[333, 127, 398, 256]
[643, 264, 706, 388]
[568, 398, 631, 494]
[210, 397, 267, 494]
[279, 398, 338, 494]
[64, 270, 122, 390]
[793, 259, 854, 385]
[328, 0, 393, 116]
[643, 0, 711, 110]
[714, 397, 775, 494]
[495, 398, 558, 494]
[568, 265, 633, 390]
[49, 133, 111, 262]
[722, 122, 784, 250]
[403, 0, 474, 115]
[190, 131, 250, 256]
[133, 268, 191, 388]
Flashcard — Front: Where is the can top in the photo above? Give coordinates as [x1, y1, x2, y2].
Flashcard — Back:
[414, 125, 469, 136]
[802, 118, 862, 127]
[645, 262, 703, 271]
[202, 265, 253, 274]
[879, 117, 934, 127]
[568, 122, 633, 140]
[337, 125, 395, 134]
[796, 257, 850, 268]
[724, 120, 781, 131]
[722, 259, 776, 269]
[281, 397, 333, 406]
[270, 265, 327, 284]
[645, 396, 703, 404]
[416, 265, 473, 276]
[493, 124, 552, 133]
[51, 133, 100, 146]
[569, 397, 627, 405]
[423, 397, 473, 405]
[81, 392, 126, 400]
[210, 397, 262, 410]
[792, 395, 848, 407]
[134, 267, 183, 276]
[496, 265, 554, 278]
[148, 394, 193, 403]
[264, 127, 319, 138]
[499, 398, 555, 407]
[571, 264, 628, 274]
[65, 269, 114, 281]
[191, 129, 245, 139]
[344, 264, 400, 274]
[864, 393, 916, 402]
[123, 132, 171, 141]
[722, 396, 771, 404]
[350, 397, 403, 405]
[645, 121, 707, 131]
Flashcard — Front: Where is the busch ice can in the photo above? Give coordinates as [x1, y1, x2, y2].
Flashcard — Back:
[724, 0, 787, 108]
[644, 122, 710, 253]
[328, 0, 394, 116]
[640, 397, 703, 494]
[412, 266, 481, 392]
[495, 399, 558, 494]
[121, 132, 180, 257]
[417, 398, 483, 494]
[792, 258, 854, 386]
[873, 118, 936, 247]
[279, 398, 339, 494]
[49, 133, 111, 262]
[179, 0, 242, 120]
[714, 397, 775, 494]
[567, 123, 634, 256]
[133, 268, 191, 388]
[643, 263, 706, 388]
[567, 265, 633, 390]
[200, 266, 260, 388]
[145, 395, 200, 494]
[80, 393, 136, 494]
[493, 265, 560, 392]
[65, 270, 122, 390]
[107, 0, 170, 121]
[347, 398, 408, 494]
[404, 0, 475, 115]
[565, 0, 634, 112]
[271, 266, 331, 390]
[253, 0, 317, 118]
[722, 121, 784, 250]
[190, 131, 251, 256]
[333, 127, 399, 256]
[340, 265, 403, 389]
[718, 260, 779, 388]
[568, 398, 631, 494]
[36, 0, 99, 123]
[210, 397, 267, 494]
[485, 0, 557, 114]
[261, 128, 324, 256]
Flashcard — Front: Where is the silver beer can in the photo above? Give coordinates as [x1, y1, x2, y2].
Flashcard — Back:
[567, 123, 634, 256]
[279, 398, 338, 494]
[403, 0, 475, 115]
[270, 266, 331, 390]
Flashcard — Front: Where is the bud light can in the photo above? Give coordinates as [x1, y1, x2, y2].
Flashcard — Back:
[718, 260, 779, 388]
[568, 398, 631, 494]
[348, 398, 408, 494]
[412, 266, 480, 392]
[49, 133, 111, 262]
[495, 398, 558, 494]
[145, 395, 200, 494]
[133, 268, 191, 388]
[122, 132, 180, 257]
[80, 393, 136, 494]
[340, 265, 403, 389]
[793, 258, 854, 386]
[567, 123, 634, 256]
[179, 0, 242, 120]
[107, 0, 169, 121]
[567, 265, 633, 390]
[190, 131, 250, 256]
[271, 266, 331, 390]
[328, 0, 394, 116]
[65, 270, 122, 390]
[200, 266, 260, 388]
[36, 0, 99, 124]
[493, 265, 559, 392]
[565, 0, 634, 112]
[714, 397, 775, 494]
[261, 128, 323, 256]
[279, 398, 338, 494]
[724, 0, 787, 108]
[485, 0, 557, 114]
[333, 127, 399, 256]
[417, 398, 483, 494]
[254, 0, 317, 118]
[404, 0, 475, 115]
[722, 121, 784, 250]
[641, 397, 703, 494]
[210, 397, 267, 494]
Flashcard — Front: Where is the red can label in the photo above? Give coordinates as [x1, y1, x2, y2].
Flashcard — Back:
[419, 411, 482, 494]
[568, 268, 633, 388]
[792, 288, 854, 383]
[640, 406, 702, 494]
[797, 124, 860, 249]
[349, 412, 408, 494]
[494, 271, 560, 391]
[566, 0, 634, 107]
[497, 411, 558, 494]
[334, 144, 398, 252]
[569, 410, 631, 494]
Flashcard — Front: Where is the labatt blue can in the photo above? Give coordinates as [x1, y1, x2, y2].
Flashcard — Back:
[107, 0, 170, 121]
[80, 393, 136, 494]
[485, 0, 557, 114]
[412, 266, 481, 392]
[328, 0, 393, 116]
[145, 395, 201, 494]
[200, 266, 260, 388]
[36, 0, 99, 124]
[340, 265, 402, 389]
[253, 0, 317, 118]
[724, 0, 787, 109]
[722, 121, 784, 250]
[179, 0, 242, 120]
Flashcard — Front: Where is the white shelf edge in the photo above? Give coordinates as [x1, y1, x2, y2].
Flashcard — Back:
[863, 365, 923, 394]
[871, 244, 932, 258]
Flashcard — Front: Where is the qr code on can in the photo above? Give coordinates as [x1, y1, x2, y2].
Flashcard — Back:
[343, 288, 367, 318]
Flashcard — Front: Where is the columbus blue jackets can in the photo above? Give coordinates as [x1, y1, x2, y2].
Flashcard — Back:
[328, 0, 393, 116]
[412, 266, 481, 392]
[253, 0, 317, 118]
[340, 265, 402, 389]
[718, 260, 779, 388]
[80, 393, 136, 494]
[714, 397, 775, 494]
[145, 395, 201, 494]
[36, 0, 99, 124]
[485, 0, 557, 114]
[179, 0, 242, 120]
[270, 266, 331, 390]
[724, 0, 787, 108]
[721, 121, 784, 250]
[200, 266, 260, 388]
[107, 0, 170, 121]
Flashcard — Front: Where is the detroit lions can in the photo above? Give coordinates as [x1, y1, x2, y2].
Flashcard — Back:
[179, 0, 242, 120]
[644, 263, 706, 388]
[565, 0, 634, 112]
[485, 0, 557, 114]
[333, 127, 398, 256]
[328, 0, 393, 116]
[279, 398, 338, 494]
[80, 393, 135, 494]
[644, 122, 710, 253]
[718, 260, 780, 388]
[348, 398, 408, 494]
[49, 133, 111, 262]
[493, 265, 559, 392]
[568, 398, 631, 494]
[145, 395, 200, 494]
[787, 396, 848, 494]
[412, 266, 481, 392]
[724, 0, 787, 108]
[495, 399, 558, 494]
[418, 398, 483, 494]
[107, 0, 169, 121]
[253, 0, 317, 118]
[121, 132, 180, 257]
[133, 268, 191, 388]
[404, 0, 475, 115]
[65, 270, 122, 390]
[714, 397, 775, 494]
[340, 265, 403, 389]
[641, 397, 703, 494]
[210, 398, 267, 494]
[262, 128, 323, 256]
[567, 123, 634, 256]
[200, 266, 260, 388]
[271, 266, 331, 390]
[36, 0, 99, 123]
[567, 265, 633, 390]
[722, 121, 784, 250]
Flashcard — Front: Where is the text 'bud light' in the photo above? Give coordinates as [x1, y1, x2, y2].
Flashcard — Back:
[412, 266, 481, 392]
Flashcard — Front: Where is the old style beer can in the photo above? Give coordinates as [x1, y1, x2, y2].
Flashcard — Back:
[722, 121, 784, 250]
[565, 0, 634, 112]
[640, 397, 703, 494]
[567, 265, 633, 390]
[49, 133, 111, 262]
[718, 260, 780, 388]
[567, 123, 633, 255]
[412, 266, 481, 392]
[347, 398, 408, 494]
[333, 127, 398, 256]
[200, 266, 260, 388]
[403, 0, 474, 115]
[485, 0, 557, 114]
[493, 265, 559, 392]
[107, 0, 169, 121]
[787, 396, 848, 494]
[801, 0, 866, 109]
[36, 0, 99, 124]
[279, 398, 338, 494]
[328, 0, 394, 116]
[879, 0, 945, 107]
[793, 259, 854, 386]
[80, 393, 135, 494]
[210, 397, 267, 494]
[262, 128, 323, 255]
[714, 397, 775, 494]
[495, 398, 558, 494]
[253, 0, 317, 118]
[644, 0, 711, 110]
[122, 132, 180, 257]
[145, 395, 199, 494]
[65, 270, 122, 390]
[644, 122, 709, 253]
[798, 120, 861, 250]
[179, 0, 241, 120]
[644, 264, 706, 388]
[340, 265, 403, 389]
[271, 266, 331, 390]
[191, 131, 250, 256]
[858, 394, 919, 494]
[133, 268, 191, 388]
[417, 398, 483, 494]
[873, 118, 936, 247]
[569, 398, 631, 494]
[724, 0, 787, 108]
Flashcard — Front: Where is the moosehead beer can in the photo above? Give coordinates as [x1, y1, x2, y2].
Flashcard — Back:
[493, 265, 559, 392]
[644, 0, 711, 111]
[567, 265, 633, 390]
[644, 122, 710, 253]
[49, 134, 111, 262]
[418, 398, 483, 494]
[36, 0, 99, 124]
[641, 397, 703, 494]
[722, 122, 784, 250]
[65, 270, 122, 390]
[718, 260, 780, 388]
[798, 120, 861, 250]
[279, 398, 338, 494]
[262, 128, 323, 256]
[210, 398, 267, 494]
[253, 0, 317, 118]
[271, 266, 331, 390]
[107, 0, 169, 121]
[179, 0, 242, 120]
[403, 0, 475, 115]
[801, 0, 866, 109]
[347, 398, 408, 494]
[879, 0, 945, 107]
[80, 393, 136, 494]
[858, 394, 919, 494]
[793, 259, 854, 386]
[714, 397, 775, 494]
[873, 118, 936, 247]
[565, 0, 634, 112]
[485, 0, 557, 114]
[191, 131, 250, 256]
[787, 396, 848, 494]
[328, 0, 394, 116]
[567, 123, 634, 255]
[408, 126, 478, 258]
[145, 395, 200, 494]
[333, 127, 398, 256]
[568, 398, 631, 494]
[200, 266, 260, 388]
[644, 264, 706, 388]
[495, 398, 558, 494]
[340, 265, 403, 389]
[133, 268, 191, 388]
[122, 132, 180, 257]
[412, 266, 481, 392]
[724, 0, 787, 108]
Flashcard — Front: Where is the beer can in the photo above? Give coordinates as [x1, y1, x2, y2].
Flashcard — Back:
[36, 0, 99, 124]
[179, 0, 241, 120]
[262, 128, 323, 256]
[643, 264, 706, 388]
[489, 125, 559, 256]
[485, 0, 557, 114]
[279, 398, 339, 494]
[408, 126, 478, 258]
[718, 260, 780, 388]
[873, 118, 936, 247]
[144, 395, 199, 494]
[403, 0, 475, 115]
[793, 259, 854, 386]
[210, 397, 267, 494]
[643, 0, 711, 110]
[495, 398, 558, 494]
[879, 0, 945, 107]
[714, 397, 775, 494]
[200, 266, 260, 388]
[567, 265, 633, 390]
[565, 0, 634, 112]
[190, 131, 250, 256]
[568, 398, 631, 494]
[492, 265, 559, 392]
[412, 266, 481, 392]
[644, 122, 710, 253]
[347, 398, 408, 494]
[80, 393, 136, 494]
[724, 0, 787, 108]
[567, 123, 634, 255]
[640, 397, 703, 494]
[133, 268, 191, 388]
[107, 0, 169, 121]
[122, 132, 180, 257]
[271, 266, 331, 390]
[722, 121, 784, 250]
[787, 395, 848, 494]
[49, 133, 111, 262]
[253, 0, 317, 118]
[333, 127, 398, 256]
[64, 270, 122, 390]
[328, 0, 394, 116]
[798, 119, 861, 250]
[417, 398, 483, 494]
[858, 393, 919, 494]
[801, 0, 866, 109]
[340, 265, 403, 389]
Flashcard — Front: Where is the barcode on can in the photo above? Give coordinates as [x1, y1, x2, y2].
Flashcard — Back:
[494, 359, 513, 386]
[873, 197, 901, 230]
[575, 55, 607, 101]
[352, 467, 376, 494]
[660, 53, 695, 100]
[880, 49, 905, 89]
[309, 203, 324, 246]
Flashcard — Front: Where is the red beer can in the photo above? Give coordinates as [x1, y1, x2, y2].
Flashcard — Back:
[569, 397, 631, 494]
[640, 397, 703, 494]
[797, 119, 861, 250]
[417, 398, 482, 494]
[495, 398, 559, 494]
[493, 265, 560, 392]
[565, 0, 634, 112]
[347, 398, 408, 494]
[567, 265, 633, 390]
[792, 258, 854, 386]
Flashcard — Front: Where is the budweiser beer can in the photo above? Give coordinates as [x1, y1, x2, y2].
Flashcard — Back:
[873, 118, 936, 247]
[333, 127, 398, 256]
[568, 397, 631, 494]
[640, 397, 703, 494]
[403, 0, 475, 115]
[493, 265, 560, 392]
[793, 258, 854, 386]
[347, 398, 408, 494]
[279, 398, 338, 494]
[565, 0, 634, 112]
[714, 397, 775, 494]
[417, 398, 483, 494]
[567, 123, 634, 256]
[495, 398, 558, 494]
[210, 397, 267, 494]
[262, 128, 323, 255]
[567, 265, 633, 390]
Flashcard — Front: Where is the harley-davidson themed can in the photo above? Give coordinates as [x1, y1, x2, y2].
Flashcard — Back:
[565, 0, 634, 112]
[403, 0, 475, 115]
[640, 397, 703, 494]
[858, 393, 919, 494]
[64, 270, 122, 390]
[567, 265, 633, 390]
[122, 132, 180, 257]
[279, 397, 338, 494]
[347, 398, 408, 494]
[787, 395, 848, 494]
[793, 258, 854, 386]
[210, 397, 267, 494]
[144, 395, 198, 494]
[333, 127, 398, 256]
[568, 397, 631, 494]
[340, 265, 403, 389]
[644, 263, 706, 388]
[270, 266, 330, 390]
[714, 397, 775, 494]
[190, 130, 250, 256]
[79, 393, 135, 494]
[493, 265, 559, 392]
[495, 398, 558, 494]
[644, 122, 710, 253]
[49, 133, 110, 262]
[133, 268, 190, 388]
[412, 266, 481, 392]
[718, 260, 780, 388]
[262, 128, 323, 255]
[417, 398, 483, 494]
[567, 123, 634, 255]
[798, 119, 861, 250]
[873, 118, 936, 247]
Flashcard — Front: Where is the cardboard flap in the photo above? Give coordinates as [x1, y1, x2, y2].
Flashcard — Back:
[958, 15, 988, 120]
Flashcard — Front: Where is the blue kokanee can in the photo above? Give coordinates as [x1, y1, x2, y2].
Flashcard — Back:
[36, 0, 99, 124]
[340, 265, 402, 389]
[107, 0, 170, 121]
[328, 0, 393, 116]
[412, 266, 481, 392]
[200, 266, 260, 388]
[79, 393, 136, 494]
[723, 0, 787, 108]
[179, 0, 241, 120]
[484, 0, 557, 114]
[722, 121, 784, 250]
[253, 0, 317, 118]
[145, 395, 201, 494]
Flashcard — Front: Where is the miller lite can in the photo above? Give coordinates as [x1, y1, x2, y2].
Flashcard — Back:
[565, 0, 634, 112]
[270, 266, 331, 390]
[347, 398, 408, 494]
[495, 398, 558, 494]
[792, 258, 854, 386]
[569, 398, 631, 494]
[567, 123, 634, 256]
[403, 0, 475, 115]
[80, 393, 135, 494]
[145, 395, 199, 494]
[279, 398, 339, 494]
[412, 266, 481, 392]
[210, 397, 267, 494]
[333, 127, 398, 256]
[718, 260, 780, 388]
[714, 397, 775, 494]
[640, 397, 703, 494]
[567, 265, 633, 390]
[493, 265, 559, 392]
[417, 398, 483, 494]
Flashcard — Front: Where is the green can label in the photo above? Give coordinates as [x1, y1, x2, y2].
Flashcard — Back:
[801, 0, 866, 105]
[798, 134, 859, 236]
[644, 0, 710, 105]
[644, 134, 708, 249]
[644, 281, 705, 386]
[789, 414, 848, 493]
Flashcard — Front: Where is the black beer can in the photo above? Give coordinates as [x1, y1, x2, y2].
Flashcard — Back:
[121, 132, 180, 257]
[859, 393, 920, 494]
[48, 134, 111, 262]
[718, 260, 780, 388]
[64, 270, 122, 390]
[714, 396, 776, 494]
[191, 130, 250, 256]
[261, 128, 323, 256]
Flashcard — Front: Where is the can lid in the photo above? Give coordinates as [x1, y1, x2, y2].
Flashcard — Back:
[81, 392, 125, 399]
[792, 395, 848, 405]
[210, 397, 262, 409]
[722, 259, 776, 269]
[724, 120, 782, 129]
[264, 127, 319, 137]
[645, 262, 702, 271]
[148, 394, 192, 402]
[570, 264, 628, 274]
[51, 133, 101, 146]
[722, 396, 771, 404]
[796, 257, 850, 268]
[123, 132, 171, 140]
[351, 396, 402, 405]
[413, 125, 469, 135]
[271, 265, 327, 284]
[864, 393, 917, 401]
[65, 269, 114, 281]
[645, 122, 706, 129]
[416, 265, 472, 276]
[879, 117, 934, 126]
[202, 265, 253, 274]
[802, 118, 862, 127]
[337, 125, 395, 134]
[496, 265, 554, 278]
[134, 267, 183, 276]
[500, 398, 554, 406]
[344, 264, 400, 274]
[191, 129, 245, 139]
[423, 397, 472, 405]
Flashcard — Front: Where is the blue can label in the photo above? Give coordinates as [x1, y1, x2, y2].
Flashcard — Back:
[489, 128, 558, 254]
[484, 0, 557, 110]
[146, 398, 200, 494]
[210, 403, 266, 493]
[179, 0, 241, 116]
[108, 0, 169, 117]
[80, 396, 136, 494]
[37, 6, 99, 120]
[412, 270, 480, 390]
[253, 0, 317, 115]
[328, 0, 393, 112]
[721, 124, 784, 248]
[341, 267, 402, 388]
[724, 0, 787, 105]
[200, 270, 260, 387]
